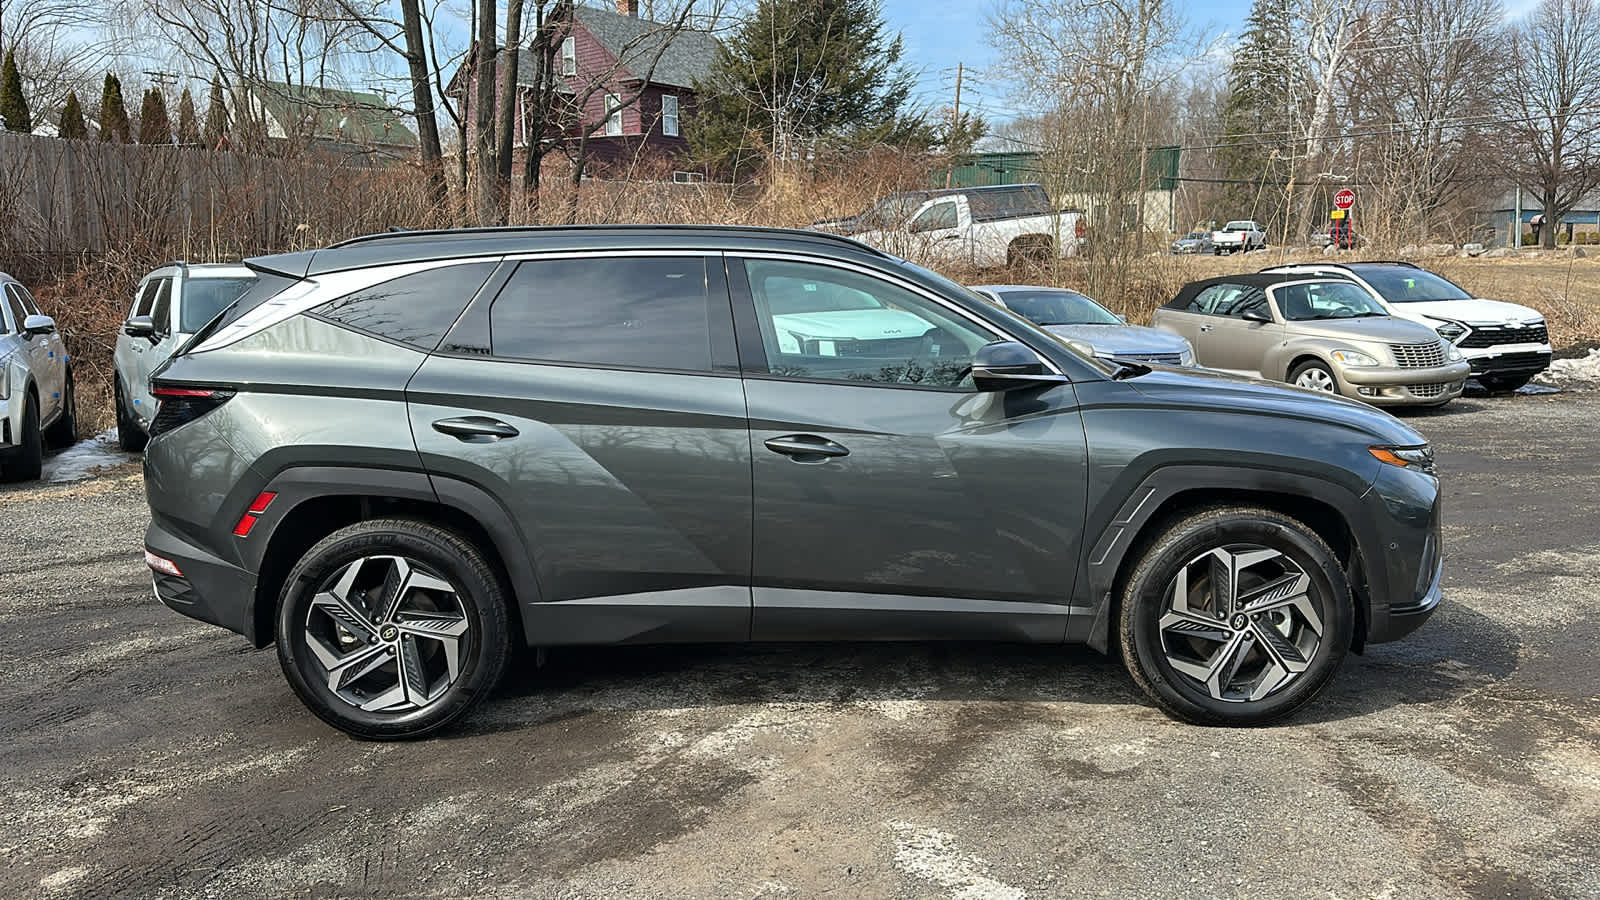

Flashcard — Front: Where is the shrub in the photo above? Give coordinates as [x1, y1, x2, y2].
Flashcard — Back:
[58, 91, 88, 140]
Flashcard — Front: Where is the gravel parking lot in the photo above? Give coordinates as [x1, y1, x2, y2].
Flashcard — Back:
[3, 392, 1597, 899]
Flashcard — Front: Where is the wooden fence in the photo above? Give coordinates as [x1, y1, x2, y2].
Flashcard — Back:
[0, 133, 438, 264]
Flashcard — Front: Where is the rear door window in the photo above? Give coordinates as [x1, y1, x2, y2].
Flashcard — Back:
[489, 256, 724, 372]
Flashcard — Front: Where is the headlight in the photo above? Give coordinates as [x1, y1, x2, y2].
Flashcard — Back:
[1433, 320, 1468, 342]
[1370, 444, 1435, 474]
[1330, 349, 1380, 367]
[1447, 344, 1463, 361]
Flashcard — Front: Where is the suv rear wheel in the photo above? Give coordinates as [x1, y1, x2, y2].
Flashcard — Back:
[1118, 507, 1353, 725]
[276, 518, 513, 740]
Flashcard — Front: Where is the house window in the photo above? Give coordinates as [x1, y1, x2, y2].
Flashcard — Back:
[561, 37, 576, 76]
[604, 93, 623, 136]
[661, 94, 680, 137]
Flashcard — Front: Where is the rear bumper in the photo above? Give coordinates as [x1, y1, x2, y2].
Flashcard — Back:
[145, 517, 260, 643]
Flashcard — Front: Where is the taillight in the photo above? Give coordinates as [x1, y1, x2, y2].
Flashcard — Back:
[1075, 219, 1086, 239]
[149, 384, 234, 438]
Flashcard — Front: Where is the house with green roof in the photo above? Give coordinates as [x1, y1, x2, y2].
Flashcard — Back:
[246, 81, 418, 156]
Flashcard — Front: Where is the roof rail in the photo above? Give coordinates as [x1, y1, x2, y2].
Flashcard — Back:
[328, 224, 891, 258]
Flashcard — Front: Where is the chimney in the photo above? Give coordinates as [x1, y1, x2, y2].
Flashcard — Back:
[616, 0, 639, 16]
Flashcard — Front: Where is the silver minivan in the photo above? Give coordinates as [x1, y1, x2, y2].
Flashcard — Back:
[114, 263, 255, 450]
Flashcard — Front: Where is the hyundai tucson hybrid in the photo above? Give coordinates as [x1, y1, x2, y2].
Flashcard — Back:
[142, 226, 1444, 739]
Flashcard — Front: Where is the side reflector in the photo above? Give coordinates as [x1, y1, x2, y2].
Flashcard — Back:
[247, 491, 277, 514]
[234, 492, 277, 537]
[145, 550, 183, 577]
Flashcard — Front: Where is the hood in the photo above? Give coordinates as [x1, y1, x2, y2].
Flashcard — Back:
[1389, 297, 1545, 326]
[1284, 315, 1443, 344]
[1043, 323, 1192, 356]
[772, 308, 931, 341]
[1126, 366, 1424, 446]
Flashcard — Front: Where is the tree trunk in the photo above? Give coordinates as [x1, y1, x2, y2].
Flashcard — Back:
[1543, 195, 1558, 250]
[566, 138, 587, 224]
[497, 0, 526, 222]
[473, 0, 500, 226]
[399, 0, 448, 216]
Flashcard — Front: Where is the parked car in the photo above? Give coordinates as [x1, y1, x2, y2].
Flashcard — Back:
[1259, 262, 1551, 391]
[1170, 231, 1214, 254]
[114, 262, 255, 451]
[143, 225, 1444, 739]
[1212, 220, 1267, 254]
[852, 183, 1087, 268]
[971, 284, 1196, 366]
[1153, 273, 1470, 406]
[0, 272, 75, 482]
[809, 191, 930, 236]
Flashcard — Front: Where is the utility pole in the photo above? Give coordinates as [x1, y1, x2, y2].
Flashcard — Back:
[946, 61, 963, 189]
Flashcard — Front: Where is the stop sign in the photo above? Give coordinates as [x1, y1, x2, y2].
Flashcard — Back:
[1334, 189, 1355, 210]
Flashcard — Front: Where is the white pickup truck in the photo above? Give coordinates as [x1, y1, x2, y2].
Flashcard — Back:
[851, 184, 1086, 269]
[1211, 220, 1267, 254]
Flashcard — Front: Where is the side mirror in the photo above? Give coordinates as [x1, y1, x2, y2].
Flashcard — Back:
[971, 340, 1066, 392]
[1115, 313, 1129, 324]
[124, 315, 156, 337]
[22, 314, 56, 336]
[1242, 308, 1273, 324]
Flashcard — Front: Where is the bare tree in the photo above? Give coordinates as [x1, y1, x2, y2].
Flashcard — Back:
[1291, 0, 1370, 236]
[0, 0, 114, 121]
[1496, 0, 1600, 248]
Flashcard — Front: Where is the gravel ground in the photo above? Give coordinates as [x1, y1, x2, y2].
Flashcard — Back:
[2, 392, 1597, 899]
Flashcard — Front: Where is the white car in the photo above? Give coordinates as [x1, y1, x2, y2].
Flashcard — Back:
[114, 263, 256, 451]
[0, 271, 75, 482]
[852, 184, 1086, 269]
[1260, 262, 1551, 391]
[1212, 220, 1267, 254]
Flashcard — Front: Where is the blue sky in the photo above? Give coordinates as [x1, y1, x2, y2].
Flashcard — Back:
[882, 0, 1256, 121]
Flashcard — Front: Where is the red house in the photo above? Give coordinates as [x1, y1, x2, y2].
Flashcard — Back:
[454, 0, 721, 179]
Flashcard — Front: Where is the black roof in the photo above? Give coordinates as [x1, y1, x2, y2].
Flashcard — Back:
[1164, 272, 1353, 310]
[1258, 260, 1420, 274]
[248, 225, 891, 278]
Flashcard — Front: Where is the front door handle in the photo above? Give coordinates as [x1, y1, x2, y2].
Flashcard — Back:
[764, 434, 849, 462]
[1198, 324, 1214, 332]
[432, 416, 519, 442]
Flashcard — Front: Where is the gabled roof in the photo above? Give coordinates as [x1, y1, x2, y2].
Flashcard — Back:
[515, 5, 718, 90]
[250, 81, 418, 149]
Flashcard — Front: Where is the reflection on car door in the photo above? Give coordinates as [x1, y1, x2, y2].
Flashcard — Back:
[409, 254, 754, 645]
[6, 285, 61, 421]
[730, 254, 1087, 642]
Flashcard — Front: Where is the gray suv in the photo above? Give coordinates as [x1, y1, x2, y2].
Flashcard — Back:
[142, 227, 1445, 739]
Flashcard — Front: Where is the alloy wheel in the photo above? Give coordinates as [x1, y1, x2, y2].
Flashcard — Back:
[1158, 545, 1325, 702]
[303, 554, 472, 713]
[1295, 368, 1336, 393]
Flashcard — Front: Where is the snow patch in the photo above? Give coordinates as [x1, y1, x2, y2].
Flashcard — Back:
[889, 823, 1027, 900]
[1535, 349, 1600, 390]
[41, 429, 135, 483]
[37, 866, 87, 893]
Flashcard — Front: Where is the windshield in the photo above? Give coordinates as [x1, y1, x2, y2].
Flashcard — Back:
[1351, 266, 1471, 303]
[180, 277, 255, 332]
[994, 289, 1121, 326]
[1185, 232, 1207, 240]
[1276, 281, 1389, 320]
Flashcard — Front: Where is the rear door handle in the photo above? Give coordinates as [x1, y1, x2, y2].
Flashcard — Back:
[432, 416, 519, 442]
[764, 434, 849, 462]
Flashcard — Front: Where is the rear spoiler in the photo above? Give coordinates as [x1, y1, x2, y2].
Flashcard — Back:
[243, 250, 318, 279]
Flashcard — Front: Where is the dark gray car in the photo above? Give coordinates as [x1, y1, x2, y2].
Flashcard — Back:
[142, 226, 1444, 739]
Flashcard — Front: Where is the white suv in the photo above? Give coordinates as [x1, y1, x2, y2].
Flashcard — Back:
[1, 271, 75, 481]
[1260, 262, 1551, 391]
[113, 263, 255, 451]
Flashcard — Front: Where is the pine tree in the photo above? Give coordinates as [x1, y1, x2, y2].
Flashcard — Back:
[58, 90, 87, 139]
[138, 88, 172, 144]
[1215, 0, 1304, 229]
[0, 50, 31, 133]
[176, 88, 200, 144]
[202, 78, 228, 149]
[690, 0, 925, 172]
[98, 73, 131, 143]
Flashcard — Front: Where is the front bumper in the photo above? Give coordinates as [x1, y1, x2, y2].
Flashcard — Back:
[1465, 347, 1552, 378]
[0, 388, 23, 451]
[1337, 360, 1472, 406]
[1361, 463, 1444, 643]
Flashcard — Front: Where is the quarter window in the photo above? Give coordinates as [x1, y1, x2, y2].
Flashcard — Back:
[742, 259, 997, 388]
[3, 290, 25, 334]
[133, 280, 160, 318]
[490, 256, 715, 372]
[149, 278, 175, 335]
[316, 263, 495, 350]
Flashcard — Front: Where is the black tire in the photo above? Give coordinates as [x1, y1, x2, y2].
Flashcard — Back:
[1, 392, 44, 482]
[1480, 374, 1531, 392]
[1289, 359, 1338, 395]
[44, 370, 77, 450]
[276, 518, 513, 740]
[115, 379, 148, 453]
[1118, 506, 1353, 726]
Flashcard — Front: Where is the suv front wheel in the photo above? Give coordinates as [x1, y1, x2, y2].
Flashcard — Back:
[276, 518, 513, 740]
[1119, 507, 1353, 725]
